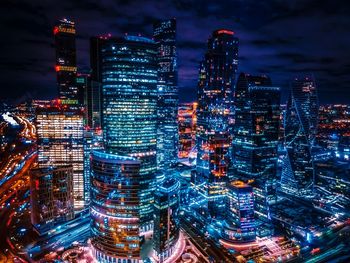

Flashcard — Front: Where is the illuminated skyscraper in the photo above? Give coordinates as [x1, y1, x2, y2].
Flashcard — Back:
[178, 102, 197, 159]
[35, 102, 84, 209]
[282, 76, 319, 196]
[222, 181, 256, 243]
[195, 29, 238, 218]
[101, 35, 158, 229]
[83, 128, 103, 203]
[233, 73, 280, 226]
[90, 151, 141, 262]
[76, 72, 89, 106]
[54, 19, 78, 103]
[153, 177, 181, 261]
[153, 19, 178, 170]
[30, 166, 74, 235]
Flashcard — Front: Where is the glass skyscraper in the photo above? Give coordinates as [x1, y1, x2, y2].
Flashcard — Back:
[54, 19, 78, 103]
[101, 35, 158, 229]
[195, 29, 238, 218]
[233, 73, 280, 227]
[222, 181, 256, 243]
[282, 76, 319, 196]
[153, 19, 179, 171]
[90, 151, 141, 262]
[153, 177, 181, 261]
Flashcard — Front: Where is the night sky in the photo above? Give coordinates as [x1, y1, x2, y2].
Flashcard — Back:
[1, 0, 350, 104]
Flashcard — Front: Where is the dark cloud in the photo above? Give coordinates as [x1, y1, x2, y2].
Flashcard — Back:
[1, 0, 350, 104]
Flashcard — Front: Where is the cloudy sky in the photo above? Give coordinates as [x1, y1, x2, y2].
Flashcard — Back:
[1, 0, 350, 103]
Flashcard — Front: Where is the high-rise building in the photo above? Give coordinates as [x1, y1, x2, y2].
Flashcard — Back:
[233, 73, 280, 226]
[282, 76, 319, 196]
[101, 35, 158, 229]
[54, 19, 78, 103]
[153, 177, 181, 261]
[178, 102, 197, 159]
[222, 181, 256, 243]
[195, 29, 238, 218]
[35, 101, 84, 209]
[76, 72, 89, 106]
[90, 151, 141, 262]
[83, 128, 103, 203]
[153, 19, 179, 171]
[30, 166, 74, 235]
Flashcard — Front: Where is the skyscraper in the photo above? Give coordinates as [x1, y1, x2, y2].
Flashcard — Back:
[195, 29, 238, 218]
[282, 76, 319, 196]
[35, 101, 85, 209]
[101, 35, 158, 229]
[233, 73, 280, 226]
[222, 181, 256, 243]
[54, 19, 78, 103]
[90, 151, 141, 262]
[153, 177, 181, 261]
[30, 166, 74, 235]
[178, 102, 197, 159]
[153, 19, 178, 171]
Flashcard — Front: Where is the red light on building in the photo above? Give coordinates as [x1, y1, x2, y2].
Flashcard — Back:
[53, 26, 59, 35]
[55, 65, 60, 72]
[217, 29, 234, 35]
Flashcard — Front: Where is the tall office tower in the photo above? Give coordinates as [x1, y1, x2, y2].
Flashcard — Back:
[83, 128, 103, 203]
[30, 166, 74, 235]
[196, 29, 238, 218]
[102, 36, 158, 229]
[178, 102, 197, 159]
[54, 19, 78, 103]
[221, 181, 256, 244]
[282, 76, 319, 196]
[153, 177, 181, 261]
[35, 102, 85, 209]
[153, 19, 179, 170]
[76, 72, 89, 106]
[233, 73, 280, 226]
[90, 151, 141, 262]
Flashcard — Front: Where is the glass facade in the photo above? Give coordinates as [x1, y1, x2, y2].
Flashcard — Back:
[153, 19, 179, 171]
[35, 102, 85, 209]
[153, 177, 181, 261]
[54, 19, 78, 103]
[233, 73, 280, 225]
[196, 29, 238, 218]
[178, 102, 197, 159]
[90, 150, 141, 262]
[101, 36, 158, 228]
[282, 76, 319, 196]
[222, 181, 256, 243]
[30, 166, 74, 235]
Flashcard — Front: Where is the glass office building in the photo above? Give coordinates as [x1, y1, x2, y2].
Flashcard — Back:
[233, 73, 280, 225]
[195, 29, 238, 218]
[54, 19, 78, 103]
[153, 19, 179, 171]
[90, 150, 141, 262]
[101, 35, 158, 229]
[35, 102, 85, 209]
[30, 166, 74, 235]
[282, 76, 319, 196]
[153, 177, 181, 261]
[222, 181, 256, 243]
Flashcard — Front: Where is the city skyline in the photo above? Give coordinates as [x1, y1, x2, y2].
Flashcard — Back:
[1, 0, 350, 104]
[1, 2, 350, 263]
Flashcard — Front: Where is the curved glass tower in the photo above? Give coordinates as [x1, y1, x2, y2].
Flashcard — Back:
[282, 76, 318, 196]
[90, 150, 141, 262]
[101, 36, 158, 228]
